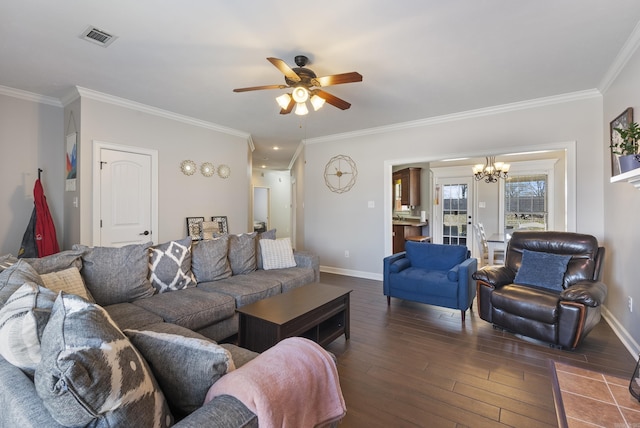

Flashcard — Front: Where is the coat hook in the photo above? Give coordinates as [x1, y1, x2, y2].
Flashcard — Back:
[38, 168, 43, 180]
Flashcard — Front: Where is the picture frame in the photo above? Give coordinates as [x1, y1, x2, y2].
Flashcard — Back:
[211, 216, 228, 234]
[186, 217, 205, 241]
[610, 107, 633, 177]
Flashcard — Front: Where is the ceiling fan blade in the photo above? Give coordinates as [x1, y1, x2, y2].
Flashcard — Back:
[313, 72, 363, 87]
[267, 57, 301, 82]
[314, 89, 351, 110]
[280, 97, 295, 115]
[233, 84, 288, 93]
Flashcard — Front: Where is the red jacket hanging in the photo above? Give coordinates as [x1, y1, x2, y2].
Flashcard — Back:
[33, 179, 59, 257]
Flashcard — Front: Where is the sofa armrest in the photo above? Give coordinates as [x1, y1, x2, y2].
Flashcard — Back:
[472, 265, 515, 288]
[560, 281, 607, 307]
[174, 394, 257, 428]
[293, 251, 320, 282]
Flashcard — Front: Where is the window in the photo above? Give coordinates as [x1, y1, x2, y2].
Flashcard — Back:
[504, 173, 547, 229]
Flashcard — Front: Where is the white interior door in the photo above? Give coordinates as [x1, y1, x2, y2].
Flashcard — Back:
[98, 147, 153, 247]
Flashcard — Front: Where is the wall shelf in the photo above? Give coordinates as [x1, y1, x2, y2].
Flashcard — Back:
[610, 168, 640, 190]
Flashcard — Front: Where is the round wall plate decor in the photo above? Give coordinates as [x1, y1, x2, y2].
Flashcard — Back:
[180, 160, 196, 176]
[200, 162, 215, 177]
[217, 164, 231, 179]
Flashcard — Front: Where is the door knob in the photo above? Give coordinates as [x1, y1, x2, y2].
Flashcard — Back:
[139, 230, 150, 236]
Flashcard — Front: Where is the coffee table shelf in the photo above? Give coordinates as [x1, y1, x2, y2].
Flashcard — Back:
[237, 283, 351, 353]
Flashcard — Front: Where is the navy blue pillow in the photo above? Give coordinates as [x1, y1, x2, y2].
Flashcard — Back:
[514, 249, 571, 291]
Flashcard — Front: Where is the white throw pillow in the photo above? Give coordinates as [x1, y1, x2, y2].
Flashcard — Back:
[259, 238, 296, 270]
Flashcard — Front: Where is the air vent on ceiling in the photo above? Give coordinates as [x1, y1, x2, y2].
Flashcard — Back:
[80, 26, 117, 47]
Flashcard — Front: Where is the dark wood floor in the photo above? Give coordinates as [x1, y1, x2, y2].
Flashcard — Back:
[322, 273, 636, 428]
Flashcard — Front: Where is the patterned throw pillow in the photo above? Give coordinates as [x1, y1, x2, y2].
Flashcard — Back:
[124, 329, 235, 415]
[226, 232, 258, 275]
[40, 266, 95, 303]
[256, 229, 277, 270]
[149, 238, 197, 293]
[191, 236, 232, 282]
[34, 293, 173, 427]
[74, 242, 156, 306]
[0, 282, 57, 374]
[260, 238, 297, 270]
[0, 259, 43, 306]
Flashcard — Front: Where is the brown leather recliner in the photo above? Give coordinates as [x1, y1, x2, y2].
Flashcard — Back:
[472, 231, 606, 350]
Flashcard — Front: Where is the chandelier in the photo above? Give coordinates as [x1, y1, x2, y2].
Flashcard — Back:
[472, 156, 510, 183]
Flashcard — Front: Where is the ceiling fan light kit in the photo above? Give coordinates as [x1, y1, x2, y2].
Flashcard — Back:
[233, 55, 362, 116]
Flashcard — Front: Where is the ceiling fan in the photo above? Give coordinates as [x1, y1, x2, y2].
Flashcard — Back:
[233, 55, 363, 115]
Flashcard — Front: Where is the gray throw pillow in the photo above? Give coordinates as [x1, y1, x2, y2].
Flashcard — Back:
[22, 249, 84, 274]
[191, 236, 232, 282]
[149, 238, 197, 293]
[124, 329, 235, 416]
[256, 229, 277, 270]
[0, 259, 43, 306]
[225, 232, 258, 275]
[0, 282, 57, 374]
[34, 293, 173, 427]
[74, 242, 156, 306]
[514, 249, 571, 291]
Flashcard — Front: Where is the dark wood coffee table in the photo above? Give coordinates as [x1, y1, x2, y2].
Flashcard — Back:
[236, 283, 352, 353]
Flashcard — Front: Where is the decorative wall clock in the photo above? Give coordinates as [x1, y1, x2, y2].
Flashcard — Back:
[324, 155, 358, 193]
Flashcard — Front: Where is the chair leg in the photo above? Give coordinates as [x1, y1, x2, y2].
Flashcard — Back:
[387, 296, 391, 306]
[461, 309, 466, 322]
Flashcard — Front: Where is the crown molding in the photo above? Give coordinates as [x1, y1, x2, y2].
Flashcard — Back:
[72, 86, 251, 139]
[0, 85, 63, 107]
[599, 20, 640, 94]
[304, 89, 601, 145]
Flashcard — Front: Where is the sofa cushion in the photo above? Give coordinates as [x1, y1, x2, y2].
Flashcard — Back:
[22, 249, 84, 275]
[191, 236, 232, 282]
[0, 260, 43, 306]
[40, 266, 94, 303]
[260, 238, 296, 270]
[514, 249, 571, 291]
[491, 284, 560, 324]
[34, 293, 173, 427]
[103, 302, 165, 331]
[256, 228, 277, 269]
[198, 274, 282, 307]
[227, 232, 258, 275]
[74, 242, 156, 306]
[124, 329, 235, 415]
[149, 238, 197, 293]
[0, 283, 57, 375]
[249, 267, 315, 293]
[405, 242, 467, 271]
[131, 287, 236, 331]
[391, 268, 458, 299]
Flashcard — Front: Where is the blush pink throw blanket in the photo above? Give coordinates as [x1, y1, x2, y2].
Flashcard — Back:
[204, 337, 346, 428]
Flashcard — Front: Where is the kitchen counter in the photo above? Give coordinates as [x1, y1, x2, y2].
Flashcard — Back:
[392, 220, 428, 227]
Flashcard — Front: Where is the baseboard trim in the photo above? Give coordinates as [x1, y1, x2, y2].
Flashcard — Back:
[601, 305, 640, 360]
[320, 266, 383, 281]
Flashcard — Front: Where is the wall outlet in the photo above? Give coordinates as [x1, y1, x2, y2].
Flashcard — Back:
[629, 296, 633, 312]
[344, 250, 350, 258]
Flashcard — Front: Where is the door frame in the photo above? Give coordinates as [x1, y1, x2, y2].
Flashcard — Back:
[92, 140, 159, 246]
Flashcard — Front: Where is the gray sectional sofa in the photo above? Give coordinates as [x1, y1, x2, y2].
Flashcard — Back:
[0, 231, 322, 427]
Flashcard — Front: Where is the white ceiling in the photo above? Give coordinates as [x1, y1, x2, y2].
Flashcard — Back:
[3, 1, 640, 170]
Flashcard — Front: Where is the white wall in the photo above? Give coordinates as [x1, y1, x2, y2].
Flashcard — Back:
[0, 92, 64, 255]
[68, 92, 251, 246]
[303, 95, 603, 279]
[251, 169, 291, 237]
[602, 43, 640, 354]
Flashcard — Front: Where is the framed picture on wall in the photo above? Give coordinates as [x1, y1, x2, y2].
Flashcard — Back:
[186, 217, 204, 241]
[610, 107, 633, 177]
[211, 216, 228, 234]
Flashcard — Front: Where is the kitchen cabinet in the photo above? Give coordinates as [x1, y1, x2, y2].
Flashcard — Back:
[393, 167, 421, 207]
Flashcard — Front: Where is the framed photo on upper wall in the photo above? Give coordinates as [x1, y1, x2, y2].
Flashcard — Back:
[186, 217, 204, 241]
[610, 107, 633, 177]
[211, 216, 228, 234]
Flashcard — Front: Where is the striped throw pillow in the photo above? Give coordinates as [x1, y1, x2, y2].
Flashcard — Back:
[259, 238, 296, 270]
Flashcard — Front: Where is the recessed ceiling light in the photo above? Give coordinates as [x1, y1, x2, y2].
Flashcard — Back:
[80, 25, 118, 48]
[273, 146, 280, 150]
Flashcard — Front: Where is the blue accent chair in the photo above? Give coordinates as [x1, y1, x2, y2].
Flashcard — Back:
[383, 241, 478, 322]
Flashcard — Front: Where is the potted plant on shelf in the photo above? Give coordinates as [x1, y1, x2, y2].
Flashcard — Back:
[611, 121, 640, 174]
